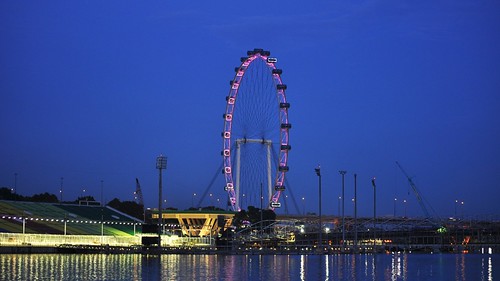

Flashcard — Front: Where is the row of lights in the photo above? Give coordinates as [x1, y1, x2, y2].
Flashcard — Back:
[1, 216, 140, 226]
[161, 224, 216, 228]
[1, 216, 216, 228]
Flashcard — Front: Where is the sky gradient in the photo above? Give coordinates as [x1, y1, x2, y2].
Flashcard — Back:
[1, 1, 499, 219]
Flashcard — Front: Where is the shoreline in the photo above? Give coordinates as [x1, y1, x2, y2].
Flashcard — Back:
[1, 244, 498, 255]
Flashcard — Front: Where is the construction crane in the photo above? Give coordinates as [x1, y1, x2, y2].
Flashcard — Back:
[135, 178, 145, 221]
[134, 178, 144, 206]
[395, 161, 434, 219]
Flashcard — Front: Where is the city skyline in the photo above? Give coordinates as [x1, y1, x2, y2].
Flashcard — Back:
[1, 1, 499, 218]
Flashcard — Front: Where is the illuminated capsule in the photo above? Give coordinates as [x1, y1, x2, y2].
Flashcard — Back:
[274, 185, 285, 191]
[270, 202, 281, 208]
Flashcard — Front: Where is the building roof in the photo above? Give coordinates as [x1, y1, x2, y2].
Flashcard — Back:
[0, 200, 141, 236]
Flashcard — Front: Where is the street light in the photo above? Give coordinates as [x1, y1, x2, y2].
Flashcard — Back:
[315, 165, 322, 249]
[394, 198, 397, 217]
[100, 180, 104, 206]
[354, 173, 358, 251]
[242, 193, 246, 210]
[338, 196, 341, 217]
[403, 199, 407, 218]
[13, 173, 17, 194]
[339, 170, 347, 246]
[285, 195, 289, 215]
[192, 193, 197, 208]
[301, 197, 305, 215]
[156, 154, 167, 250]
[371, 177, 377, 252]
[460, 201, 464, 219]
[59, 177, 64, 203]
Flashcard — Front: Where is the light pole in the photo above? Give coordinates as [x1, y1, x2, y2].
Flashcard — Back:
[260, 182, 263, 249]
[13, 173, 17, 194]
[156, 154, 167, 250]
[354, 173, 358, 251]
[403, 199, 407, 218]
[301, 197, 305, 215]
[192, 193, 197, 208]
[460, 201, 464, 219]
[339, 170, 346, 246]
[338, 196, 341, 217]
[393, 198, 397, 217]
[101, 180, 104, 206]
[315, 165, 322, 249]
[371, 177, 377, 252]
[100, 179, 104, 241]
[285, 195, 289, 215]
[455, 199, 458, 218]
[59, 177, 64, 202]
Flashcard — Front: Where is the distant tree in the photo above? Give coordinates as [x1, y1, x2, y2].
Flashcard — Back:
[108, 198, 121, 208]
[31, 192, 59, 203]
[201, 206, 224, 211]
[107, 198, 144, 220]
[0, 187, 25, 201]
[233, 206, 276, 228]
[77, 195, 96, 202]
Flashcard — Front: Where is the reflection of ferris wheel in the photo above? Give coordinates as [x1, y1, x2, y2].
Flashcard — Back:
[222, 48, 291, 211]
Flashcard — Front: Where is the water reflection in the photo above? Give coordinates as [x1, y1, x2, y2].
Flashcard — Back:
[0, 253, 497, 280]
[0, 254, 141, 280]
[390, 253, 407, 280]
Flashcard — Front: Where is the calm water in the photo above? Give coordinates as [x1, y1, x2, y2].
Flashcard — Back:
[0, 253, 497, 280]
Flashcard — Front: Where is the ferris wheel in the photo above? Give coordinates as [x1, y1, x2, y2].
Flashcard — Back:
[222, 48, 291, 211]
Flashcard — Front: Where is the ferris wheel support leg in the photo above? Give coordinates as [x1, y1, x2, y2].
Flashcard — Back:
[267, 142, 272, 208]
[235, 141, 241, 211]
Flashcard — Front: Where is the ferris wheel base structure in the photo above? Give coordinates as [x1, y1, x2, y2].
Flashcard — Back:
[222, 48, 291, 212]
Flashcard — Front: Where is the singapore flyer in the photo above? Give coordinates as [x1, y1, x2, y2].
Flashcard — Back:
[222, 48, 291, 212]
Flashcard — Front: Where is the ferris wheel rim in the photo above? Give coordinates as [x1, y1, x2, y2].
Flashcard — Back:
[222, 49, 291, 211]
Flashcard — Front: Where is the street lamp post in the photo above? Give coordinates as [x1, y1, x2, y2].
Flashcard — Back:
[301, 197, 305, 215]
[371, 177, 377, 253]
[338, 196, 341, 217]
[354, 173, 358, 252]
[13, 173, 17, 194]
[156, 155, 167, 250]
[315, 165, 322, 250]
[394, 198, 397, 217]
[59, 177, 64, 202]
[101, 180, 104, 206]
[192, 193, 197, 208]
[460, 201, 464, 219]
[403, 199, 407, 218]
[339, 170, 347, 246]
[260, 182, 263, 249]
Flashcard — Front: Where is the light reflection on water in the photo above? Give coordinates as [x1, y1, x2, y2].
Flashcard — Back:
[0, 253, 497, 280]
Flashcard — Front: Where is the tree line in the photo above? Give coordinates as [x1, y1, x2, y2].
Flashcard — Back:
[0, 187, 144, 220]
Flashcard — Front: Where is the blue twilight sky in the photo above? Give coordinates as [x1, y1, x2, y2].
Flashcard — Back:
[1, 1, 499, 219]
